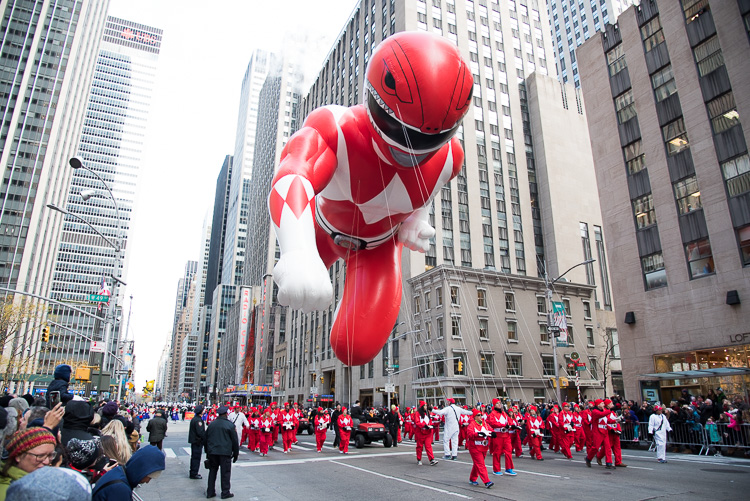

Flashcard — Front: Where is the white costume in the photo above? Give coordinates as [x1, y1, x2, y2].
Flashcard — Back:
[435, 403, 474, 458]
[648, 412, 672, 461]
[228, 410, 249, 443]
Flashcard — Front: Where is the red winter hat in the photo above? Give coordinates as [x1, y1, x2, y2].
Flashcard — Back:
[563, 402, 570, 408]
[341, 406, 347, 412]
[447, 398, 455, 404]
[573, 403, 580, 408]
[553, 405, 559, 411]
[284, 402, 290, 407]
[472, 409, 482, 417]
[463, 405, 468, 410]
[604, 399, 612, 406]
[594, 399, 604, 406]
[317, 407, 323, 412]
[492, 398, 500, 406]
[419, 401, 427, 408]
[528, 406, 537, 413]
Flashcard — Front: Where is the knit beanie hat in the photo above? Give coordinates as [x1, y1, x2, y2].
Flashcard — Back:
[9, 398, 29, 415]
[67, 438, 102, 470]
[6, 428, 56, 459]
[5, 466, 92, 501]
[101, 401, 118, 418]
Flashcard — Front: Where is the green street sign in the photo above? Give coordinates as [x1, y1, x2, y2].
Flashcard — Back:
[88, 294, 109, 303]
[576, 365, 586, 371]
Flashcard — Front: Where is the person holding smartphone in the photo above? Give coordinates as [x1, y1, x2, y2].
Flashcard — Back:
[45, 364, 73, 409]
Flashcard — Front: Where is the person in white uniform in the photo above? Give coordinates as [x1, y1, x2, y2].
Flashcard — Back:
[228, 407, 249, 444]
[648, 404, 672, 463]
[435, 398, 474, 460]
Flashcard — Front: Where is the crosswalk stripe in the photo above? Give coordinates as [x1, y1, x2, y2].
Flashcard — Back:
[164, 448, 176, 458]
[292, 443, 313, 450]
[182, 447, 191, 455]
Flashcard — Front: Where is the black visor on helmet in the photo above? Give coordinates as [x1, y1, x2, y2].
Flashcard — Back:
[367, 92, 457, 152]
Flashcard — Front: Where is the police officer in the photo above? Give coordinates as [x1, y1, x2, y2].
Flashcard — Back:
[188, 405, 206, 479]
[205, 405, 240, 499]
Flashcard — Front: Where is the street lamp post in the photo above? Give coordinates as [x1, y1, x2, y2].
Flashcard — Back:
[544, 259, 595, 404]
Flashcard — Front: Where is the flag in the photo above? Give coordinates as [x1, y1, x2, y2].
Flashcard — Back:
[97, 275, 111, 311]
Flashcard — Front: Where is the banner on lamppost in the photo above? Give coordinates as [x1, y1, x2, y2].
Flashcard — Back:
[552, 301, 568, 346]
[273, 370, 281, 388]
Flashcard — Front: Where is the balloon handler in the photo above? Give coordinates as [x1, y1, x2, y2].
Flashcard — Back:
[268, 31, 472, 366]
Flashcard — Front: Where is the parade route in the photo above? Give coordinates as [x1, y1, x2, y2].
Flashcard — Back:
[135, 420, 750, 500]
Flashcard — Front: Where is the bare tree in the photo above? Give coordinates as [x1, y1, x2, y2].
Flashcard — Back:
[0, 295, 47, 391]
[598, 328, 618, 397]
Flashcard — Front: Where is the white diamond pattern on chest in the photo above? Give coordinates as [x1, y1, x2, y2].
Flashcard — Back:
[356, 174, 414, 224]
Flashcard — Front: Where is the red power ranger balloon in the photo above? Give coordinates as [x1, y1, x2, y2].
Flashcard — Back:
[268, 32, 472, 366]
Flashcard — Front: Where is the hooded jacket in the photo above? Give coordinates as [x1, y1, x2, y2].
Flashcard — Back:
[92, 445, 165, 501]
[146, 411, 168, 443]
[61, 401, 96, 446]
[45, 364, 73, 408]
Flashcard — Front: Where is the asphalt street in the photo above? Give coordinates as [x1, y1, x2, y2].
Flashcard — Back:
[135, 419, 750, 500]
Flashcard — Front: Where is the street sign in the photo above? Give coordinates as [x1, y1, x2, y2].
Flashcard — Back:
[576, 364, 586, 371]
[90, 341, 105, 353]
[88, 294, 109, 303]
[570, 351, 580, 361]
[310, 386, 318, 394]
[385, 383, 395, 392]
[567, 363, 575, 369]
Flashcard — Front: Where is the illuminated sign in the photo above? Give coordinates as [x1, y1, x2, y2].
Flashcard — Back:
[120, 28, 159, 45]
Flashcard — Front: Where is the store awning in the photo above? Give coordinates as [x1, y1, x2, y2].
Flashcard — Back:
[640, 367, 750, 379]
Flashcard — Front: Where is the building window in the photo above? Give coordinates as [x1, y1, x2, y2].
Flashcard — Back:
[451, 315, 461, 338]
[640, 16, 664, 52]
[423, 321, 430, 341]
[738, 226, 750, 265]
[615, 90, 636, 124]
[436, 286, 443, 307]
[479, 318, 489, 339]
[481, 353, 495, 375]
[506, 354, 522, 376]
[589, 357, 598, 380]
[707, 92, 740, 135]
[663, 118, 690, 156]
[651, 65, 677, 102]
[682, 0, 710, 23]
[624, 140, 646, 175]
[642, 252, 667, 290]
[633, 193, 657, 229]
[587, 327, 595, 346]
[721, 154, 750, 197]
[542, 355, 554, 376]
[567, 325, 575, 345]
[540, 324, 549, 343]
[436, 317, 444, 339]
[424, 291, 431, 310]
[674, 176, 702, 214]
[360, 364, 365, 379]
[594, 225, 613, 310]
[580, 222, 595, 285]
[507, 320, 517, 341]
[685, 238, 715, 278]
[562, 298, 571, 316]
[368, 360, 374, 378]
[693, 36, 724, 77]
[537, 296, 547, 315]
[434, 355, 445, 377]
[417, 357, 430, 379]
[504, 292, 515, 312]
[454, 352, 466, 375]
[583, 301, 591, 319]
[414, 295, 421, 314]
[605, 44, 626, 76]
[477, 288, 487, 308]
[450, 285, 459, 305]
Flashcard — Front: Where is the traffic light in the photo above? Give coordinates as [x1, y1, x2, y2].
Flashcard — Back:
[320, 376, 324, 383]
[127, 370, 132, 380]
[457, 360, 463, 373]
[41, 326, 50, 343]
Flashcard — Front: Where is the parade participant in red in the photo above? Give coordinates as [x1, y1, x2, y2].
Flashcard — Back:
[314, 407, 330, 452]
[458, 406, 471, 448]
[395, 406, 403, 443]
[268, 32, 473, 368]
[338, 407, 353, 454]
[280, 403, 299, 453]
[486, 399, 517, 476]
[248, 408, 261, 453]
[405, 407, 415, 440]
[559, 403, 574, 459]
[466, 409, 494, 489]
[585, 399, 613, 469]
[240, 408, 251, 448]
[270, 403, 280, 448]
[292, 402, 303, 445]
[581, 400, 595, 454]
[259, 409, 275, 457]
[414, 401, 439, 465]
[604, 400, 627, 467]
[572, 404, 585, 452]
[509, 406, 524, 458]
[525, 406, 545, 460]
[430, 405, 442, 442]
[546, 405, 561, 453]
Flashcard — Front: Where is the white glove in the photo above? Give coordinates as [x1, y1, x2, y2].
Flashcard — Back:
[397, 210, 435, 252]
[273, 251, 332, 312]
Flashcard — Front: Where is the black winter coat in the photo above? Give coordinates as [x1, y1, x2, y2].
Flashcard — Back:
[204, 415, 239, 458]
[188, 415, 206, 445]
[147, 415, 168, 442]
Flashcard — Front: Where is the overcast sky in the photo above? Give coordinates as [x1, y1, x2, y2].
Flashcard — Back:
[107, 0, 359, 390]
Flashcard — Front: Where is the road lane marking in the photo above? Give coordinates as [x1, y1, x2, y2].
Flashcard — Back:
[292, 443, 313, 450]
[182, 447, 191, 455]
[449, 459, 563, 478]
[164, 448, 176, 458]
[620, 453, 750, 468]
[331, 461, 472, 499]
[235, 450, 413, 467]
[555, 459, 653, 471]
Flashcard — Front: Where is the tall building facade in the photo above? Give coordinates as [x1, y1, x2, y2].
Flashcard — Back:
[578, 0, 750, 401]
[235, 0, 612, 406]
[42, 16, 162, 385]
[166, 260, 196, 396]
[0, 0, 110, 391]
[545, 0, 634, 87]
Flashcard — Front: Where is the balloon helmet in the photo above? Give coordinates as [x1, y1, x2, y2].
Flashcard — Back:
[365, 31, 473, 161]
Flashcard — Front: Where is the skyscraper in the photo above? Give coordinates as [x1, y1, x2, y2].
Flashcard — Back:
[0, 0, 110, 391]
[40, 17, 162, 390]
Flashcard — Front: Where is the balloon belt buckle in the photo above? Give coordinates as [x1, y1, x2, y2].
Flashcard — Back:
[333, 233, 367, 250]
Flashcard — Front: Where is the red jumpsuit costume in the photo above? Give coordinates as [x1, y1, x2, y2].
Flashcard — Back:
[466, 415, 493, 485]
[268, 32, 472, 367]
[526, 411, 545, 460]
[292, 405, 303, 444]
[458, 412, 471, 447]
[547, 408, 561, 453]
[509, 409, 524, 457]
[586, 401, 613, 466]
[573, 406, 586, 452]
[581, 404, 594, 453]
[259, 413, 274, 456]
[605, 407, 624, 466]
[270, 407, 280, 447]
[338, 413, 353, 453]
[314, 411, 330, 452]
[559, 406, 574, 459]
[414, 411, 435, 463]
[405, 408, 414, 440]
[280, 408, 298, 453]
[430, 409, 442, 441]
[486, 406, 514, 474]
[396, 409, 403, 443]
[248, 413, 260, 452]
